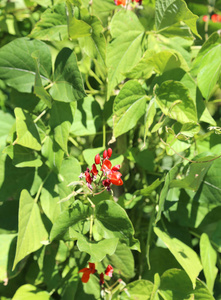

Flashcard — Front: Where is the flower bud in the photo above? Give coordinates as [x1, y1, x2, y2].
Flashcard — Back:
[103, 149, 107, 159]
[95, 154, 100, 164]
[107, 148, 112, 158]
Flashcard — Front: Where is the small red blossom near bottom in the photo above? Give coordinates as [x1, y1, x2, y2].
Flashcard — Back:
[202, 15, 209, 22]
[78, 263, 96, 283]
[105, 265, 114, 277]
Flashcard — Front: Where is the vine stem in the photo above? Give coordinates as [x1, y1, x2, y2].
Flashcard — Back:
[34, 171, 52, 203]
[34, 110, 46, 123]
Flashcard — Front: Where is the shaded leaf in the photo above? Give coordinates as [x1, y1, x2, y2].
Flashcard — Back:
[113, 81, 147, 138]
[13, 190, 48, 270]
[154, 227, 202, 288]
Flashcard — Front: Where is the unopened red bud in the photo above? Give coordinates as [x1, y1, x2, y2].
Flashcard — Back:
[95, 154, 100, 164]
[103, 150, 107, 159]
[107, 148, 112, 158]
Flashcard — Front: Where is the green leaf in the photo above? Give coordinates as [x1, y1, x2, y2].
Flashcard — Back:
[50, 200, 91, 241]
[0, 37, 52, 93]
[126, 49, 189, 79]
[193, 279, 215, 300]
[120, 280, 155, 300]
[102, 242, 135, 279]
[0, 234, 17, 281]
[0, 110, 15, 147]
[155, 0, 199, 37]
[200, 233, 218, 292]
[32, 53, 52, 109]
[77, 237, 118, 262]
[170, 158, 214, 192]
[4, 144, 42, 168]
[49, 102, 74, 153]
[49, 48, 86, 102]
[78, 15, 106, 66]
[154, 227, 202, 288]
[156, 164, 180, 223]
[159, 269, 193, 300]
[70, 96, 102, 136]
[12, 284, 52, 300]
[13, 190, 48, 270]
[14, 107, 41, 151]
[155, 81, 197, 124]
[113, 81, 147, 139]
[197, 43, 221, 100]
[69, 18, 92, 39]
[93, 200, 139, 250]
[30, 4, 68, 41]
[107, 10, 144, 98]
[135, 179, 162, 196]
[41, 135, 64, 172]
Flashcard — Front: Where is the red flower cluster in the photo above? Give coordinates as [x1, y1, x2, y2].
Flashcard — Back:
[78, 263, 114, 285]
[114, 0, 142, 6]
[203, 14, 221, 22]
[80, 148, 123, 191]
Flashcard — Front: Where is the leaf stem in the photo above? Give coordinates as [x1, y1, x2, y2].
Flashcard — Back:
[34, 171, 51, 203]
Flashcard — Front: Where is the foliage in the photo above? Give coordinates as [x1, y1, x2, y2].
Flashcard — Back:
[0, 0, 221, 299]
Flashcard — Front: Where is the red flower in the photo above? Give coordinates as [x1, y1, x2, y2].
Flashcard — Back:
[211, 14, 221, 22]
[101, 159, 123, 186]
[132, 0, 142, 4]
[115, 0, 126, 6]
[105, 265, 114, 277]
[91, 164, 98, 176]
[99, 272, 105, 285]
[103, 149, 107, 159]
[95, 154, 101, 164]
[78, 263, 96, 283]
[202, 15, 209, 22]
[85, 170, 92, 184]
[107, 148, 112, 158]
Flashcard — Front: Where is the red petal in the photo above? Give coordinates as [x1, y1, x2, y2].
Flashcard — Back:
[105, 265, 114, 277]
[101, 159, 112, 172]
[89, 262, 96, 273]
[81, 270, 91, 283]
[78, 267, 88, 273]
[112, 164, 120, 172]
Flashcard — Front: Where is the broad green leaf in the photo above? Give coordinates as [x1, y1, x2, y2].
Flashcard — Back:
[156, 164, 180, 223]
[41, 135, 64, 172]
[30, 4, 68, 41]
[49, 48, 86, 102]
[0, 110, 15, 147]
[191, 157, 221, 207]
[69, 18, 92, 39]
[50, 200, 91, 241]
[12, 284, 52, 300]
[126, 49, 189, 79]
[77, 237, 118, 262]
[120, 280, 155, 300]
[159, 269, 193, 300]
[70, 96, 102, 136]
[59, 156, 81, 183]
[200, 233, 218, 292]
[13, 190, 48, 270]
[107, 10, 144, 98]
[102, 242, 135, 279]
[0, 37, 52, 93]
[93, 200, 139, 250]
[193, 279, 215, 300]
[113, 81, 147, 138]
[197, 44, 221, 100]
[154, 227, 202, 288]
[14, 107, 41, 151]
[155, 81, 197, 124]
[155, 0, 199, 37]
[49, 102, 74, 153]
[170, 158, 214, 192]
[4, 144, 42, 168]
[0, 234, 16, 281]
[32, 54, 52, 108]
[78, 15, 106, 67]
